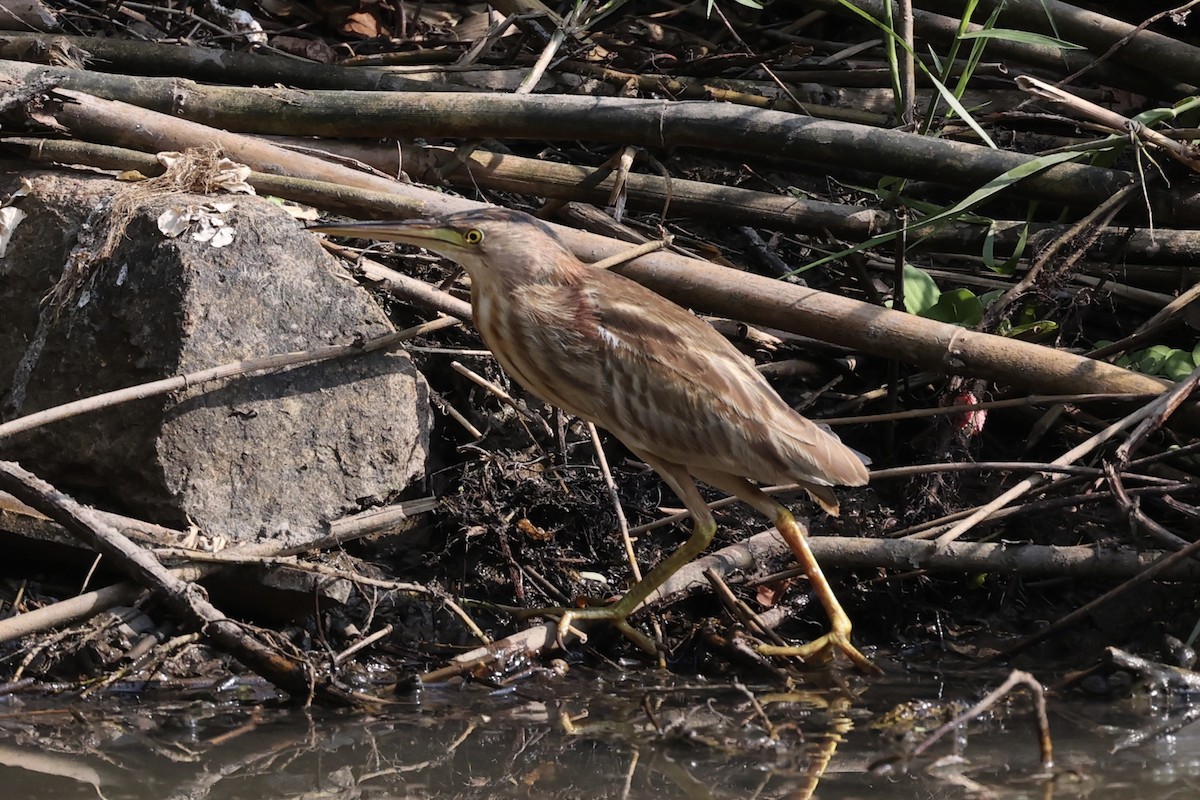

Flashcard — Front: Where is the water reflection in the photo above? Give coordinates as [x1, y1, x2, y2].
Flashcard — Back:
[0, 669, 1197, 799]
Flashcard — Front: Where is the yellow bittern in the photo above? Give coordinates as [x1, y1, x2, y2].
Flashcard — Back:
[312, 208, 875, 672]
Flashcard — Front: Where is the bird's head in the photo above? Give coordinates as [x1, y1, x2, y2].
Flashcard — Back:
[309, 208, 577, 285]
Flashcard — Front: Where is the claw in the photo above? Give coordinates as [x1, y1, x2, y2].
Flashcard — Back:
[553, 610, 587, 648]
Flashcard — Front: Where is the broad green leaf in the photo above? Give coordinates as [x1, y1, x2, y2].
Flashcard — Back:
[979, 289, 1005, 308]
[1137, 344, 1174, 374]
[922, 288, 985, 326]
[1163, 349, 1195, 381]
[903, 264, 941, 315]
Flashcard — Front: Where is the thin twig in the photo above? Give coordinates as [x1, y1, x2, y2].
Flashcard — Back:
[627, 460, 1185, 539]
[1020, 75, 1200, 171]
[588, 423, 640, 583]
[934, 368, 1200, 546]
[890, 481, 1194, 541]
[908, 670, 1053, 769]
[590, 236, 672, 270]
[997, 533, 1200, 660]
[820, 392, 1158, 426]
[0, 462, 360, 705]
[450, 360, 555, 439]
[334, 625, 394, 666]
[703, 567, 789, 649]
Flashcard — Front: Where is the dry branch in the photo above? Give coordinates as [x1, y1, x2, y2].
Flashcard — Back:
[8, 88, 1189, 430]
[647, 529, 1200, 611]
[6, 60, 1200, 223]
[422, 527, 1200, 682]
[0, 32, 428, 91]
[0, 581, 142, 643]
[934, 365, 1200, 546]
[0, 461, 361, 705]
[17, 135, 1200, 268]
[812, 0, 1179, 95]
[920, 0, 1200, 89]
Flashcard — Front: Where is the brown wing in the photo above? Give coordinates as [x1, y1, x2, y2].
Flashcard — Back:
[486, 268, 867, 489]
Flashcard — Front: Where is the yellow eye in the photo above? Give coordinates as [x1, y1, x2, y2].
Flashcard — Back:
[463, 228, 485, 245]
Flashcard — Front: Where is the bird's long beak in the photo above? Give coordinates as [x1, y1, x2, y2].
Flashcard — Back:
[307, 219, 459, 249]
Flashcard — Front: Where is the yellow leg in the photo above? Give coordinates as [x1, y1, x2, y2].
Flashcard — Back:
[525, 460, 878, 674]
[694, 471, 880, 674]
[525, 456, 716, 654]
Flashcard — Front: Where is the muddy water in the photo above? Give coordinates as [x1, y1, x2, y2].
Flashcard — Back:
[0, 666, 1196, 799]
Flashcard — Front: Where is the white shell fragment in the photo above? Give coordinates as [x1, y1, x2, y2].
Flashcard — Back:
[0, 206, 28, 257]
[156, 202, 238, 248]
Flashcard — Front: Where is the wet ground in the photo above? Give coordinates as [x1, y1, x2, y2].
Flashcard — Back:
[1, 661, 1197, 800]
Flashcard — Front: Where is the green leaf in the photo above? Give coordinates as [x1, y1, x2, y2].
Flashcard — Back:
[1137, 345, 1175, 374]
[1192, 340, 1200, 364]
[1132, 96, 1200, 127]
[951, 0, 996, 99]
[903, 264, 941, 315]
[924, 67, 996, 149]
[988, 208, 1035, 275]
[1005, 320, 1058, 339]
[794, 150, 1085, 276]
[957, 28, 1085, 49]
[1163, 349, 1195, 381]
[981, 223, 998, 270]
[979, 289, 1005, 308]
[1017, 303, 1040, 325]
[921, 288, 985, 326]
[834, 0, 996, 148]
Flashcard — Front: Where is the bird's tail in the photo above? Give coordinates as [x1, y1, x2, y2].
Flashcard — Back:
[800, 481, 841, 517]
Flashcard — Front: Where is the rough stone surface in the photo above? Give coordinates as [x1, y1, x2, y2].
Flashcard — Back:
[0, 169, 431, 548]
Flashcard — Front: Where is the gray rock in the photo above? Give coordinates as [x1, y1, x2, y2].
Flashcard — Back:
[0, 170, 431, 549]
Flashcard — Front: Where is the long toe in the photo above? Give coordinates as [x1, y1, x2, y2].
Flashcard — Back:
[517, 604, 658, 655]
[758, 633, 882, 675]
[830, 632, 882, 675]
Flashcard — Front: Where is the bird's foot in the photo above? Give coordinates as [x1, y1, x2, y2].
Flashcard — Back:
[757, 629, 882, 675]
[515, 604, 659, 655]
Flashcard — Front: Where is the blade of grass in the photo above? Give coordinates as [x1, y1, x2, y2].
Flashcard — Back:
[791, 149, 1088, 275]
[836, 0, 998, 148]
[957, 29, 1086, 49]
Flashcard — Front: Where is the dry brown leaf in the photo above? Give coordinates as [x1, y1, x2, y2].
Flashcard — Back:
[270, 34, 337, 63]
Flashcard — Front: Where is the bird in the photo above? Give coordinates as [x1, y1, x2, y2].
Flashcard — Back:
[310, 207, 876, 672]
